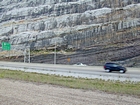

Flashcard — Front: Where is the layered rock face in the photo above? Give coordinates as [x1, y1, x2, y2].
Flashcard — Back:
[0, 0, 140, 66]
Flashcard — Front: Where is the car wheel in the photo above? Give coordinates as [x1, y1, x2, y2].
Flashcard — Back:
[119, 70, 125, 73]
[105, 69, 111, 72]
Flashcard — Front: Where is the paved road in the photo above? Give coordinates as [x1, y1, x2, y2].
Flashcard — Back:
[0, 61, 140, 82]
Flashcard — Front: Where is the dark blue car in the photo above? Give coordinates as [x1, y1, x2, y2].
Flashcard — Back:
[104, 63, 127, 73]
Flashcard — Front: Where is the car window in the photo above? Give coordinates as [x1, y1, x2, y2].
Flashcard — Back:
[113, 64, 118, 67]
[106, 63, 120, 67]
[114, 63, 120, 67]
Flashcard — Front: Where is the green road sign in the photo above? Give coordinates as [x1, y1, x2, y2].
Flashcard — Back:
[2, 42, 11, 50]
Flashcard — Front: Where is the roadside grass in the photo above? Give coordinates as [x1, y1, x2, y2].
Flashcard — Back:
[0, 69, 140, 97]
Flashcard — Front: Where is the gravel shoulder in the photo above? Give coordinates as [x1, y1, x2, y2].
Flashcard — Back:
[0, 79, 140, 105]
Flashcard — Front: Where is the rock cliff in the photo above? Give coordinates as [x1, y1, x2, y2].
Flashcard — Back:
[0, 0, 140, 66]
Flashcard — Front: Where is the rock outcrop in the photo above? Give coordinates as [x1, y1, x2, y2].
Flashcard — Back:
[0, 0, 140, 66]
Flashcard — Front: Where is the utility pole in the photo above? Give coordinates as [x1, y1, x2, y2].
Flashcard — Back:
[54, 41, 56, 64]
[24, 47, 30, 63]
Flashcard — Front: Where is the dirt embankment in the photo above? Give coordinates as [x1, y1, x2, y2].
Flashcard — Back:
[0, 79, 140, 105]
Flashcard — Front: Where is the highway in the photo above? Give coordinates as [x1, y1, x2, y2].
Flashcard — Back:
[0, 61, 140, 82]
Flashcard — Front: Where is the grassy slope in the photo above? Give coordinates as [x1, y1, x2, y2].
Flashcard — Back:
[0, 69, 140, 98]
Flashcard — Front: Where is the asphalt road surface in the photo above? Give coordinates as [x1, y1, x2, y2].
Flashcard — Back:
[0, 61, 140, 82]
